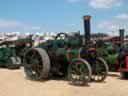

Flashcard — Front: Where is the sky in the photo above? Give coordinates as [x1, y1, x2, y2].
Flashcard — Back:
[0, 0, 128, 35]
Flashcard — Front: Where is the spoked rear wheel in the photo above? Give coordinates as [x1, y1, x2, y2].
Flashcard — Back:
[91, 57, 108, 82]
[68, 58, 92, 86]
[23, 48, 50, 81]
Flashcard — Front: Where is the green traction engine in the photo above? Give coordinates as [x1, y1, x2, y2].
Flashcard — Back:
[23, 16, 108, 86]
[0, 41, 21, 69]
[96, 39, 119, 71]
[96, 29, 128, 79]
[14, 35, 33, 64]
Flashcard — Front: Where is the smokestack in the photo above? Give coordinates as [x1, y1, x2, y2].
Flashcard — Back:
[83, 15, 91, 45]
[119, 29, 124, 48]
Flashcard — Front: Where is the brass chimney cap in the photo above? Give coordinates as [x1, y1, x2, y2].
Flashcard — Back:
[83, 15, 91, 20]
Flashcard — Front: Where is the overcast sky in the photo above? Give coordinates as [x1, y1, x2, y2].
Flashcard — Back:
[0, 0, 127, 35]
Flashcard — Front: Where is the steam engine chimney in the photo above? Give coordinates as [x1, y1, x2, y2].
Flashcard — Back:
[83, 15, 91, 45]
[119, 29, 125, 48]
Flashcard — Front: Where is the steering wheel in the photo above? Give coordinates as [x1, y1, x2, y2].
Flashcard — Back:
[55, 33, 69, 40]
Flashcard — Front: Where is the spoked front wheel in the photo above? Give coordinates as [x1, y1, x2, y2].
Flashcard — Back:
[68, 58, 92, 86]
[91, 57, 109, 82]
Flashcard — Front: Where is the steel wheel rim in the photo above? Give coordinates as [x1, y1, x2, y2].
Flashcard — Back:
[68, 59, 91, 86]
[92, 58, 108, 82]
[24, 49, 43, 80]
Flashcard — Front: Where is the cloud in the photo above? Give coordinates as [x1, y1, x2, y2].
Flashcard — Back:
[67, 23, 76, 27]
[0, 19, 22, 28]
[32, 26, 41, 30]
[67, 0, 80, 3]
[115, 13, 128, 20]
[97, 20, 128, 35]
[97, 21, 123, 36]
[89, 0, 123, 9]
[0, 19, 44, 33]
[0, 19, 38, 33]
[97, 13, 128, 33]
[97, 21, 120, 30]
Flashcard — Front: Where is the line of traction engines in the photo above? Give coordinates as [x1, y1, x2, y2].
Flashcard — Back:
[0, 15, 128, 86]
